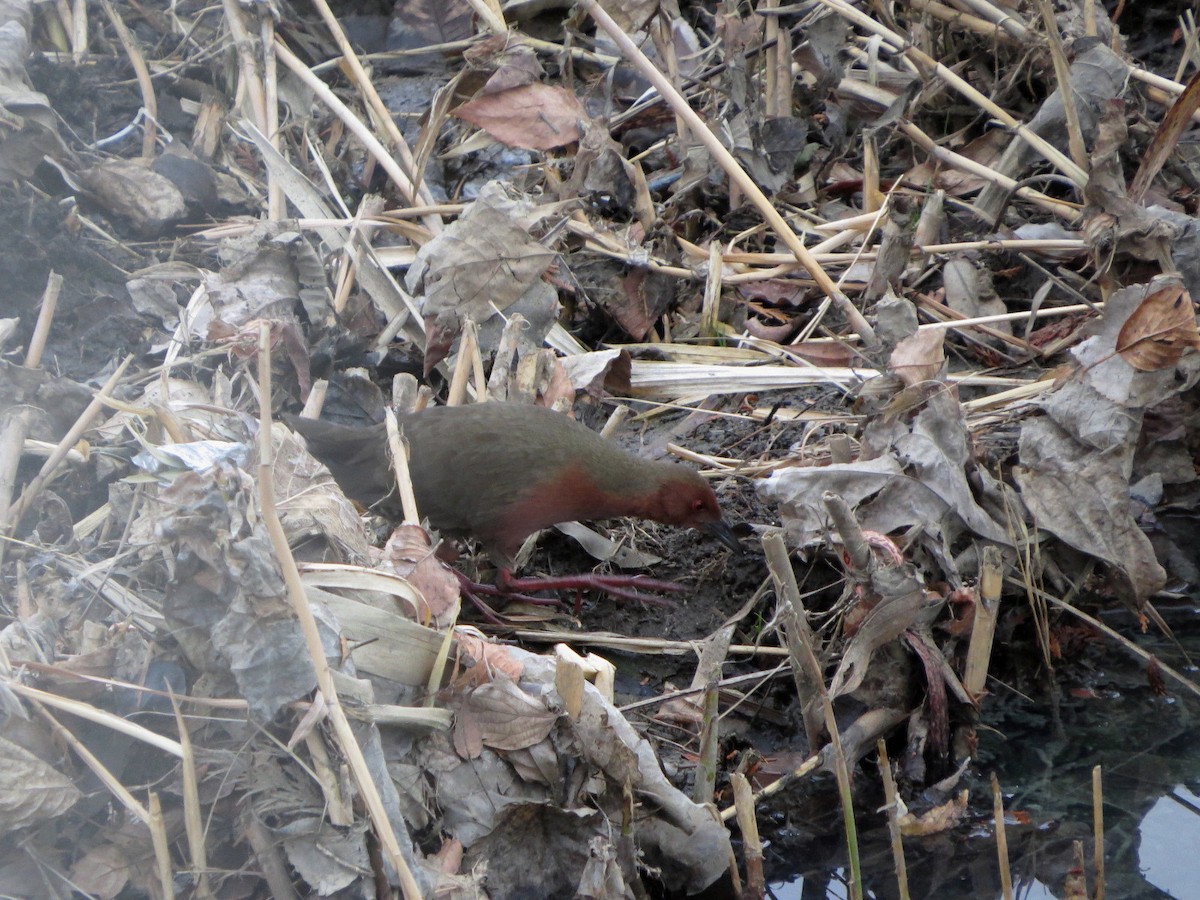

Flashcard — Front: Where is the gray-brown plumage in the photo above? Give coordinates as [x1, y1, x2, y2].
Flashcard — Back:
[285, 402, 739, 569]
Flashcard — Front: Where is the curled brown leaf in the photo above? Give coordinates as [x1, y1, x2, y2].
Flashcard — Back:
[1115, 284, 1200, 372]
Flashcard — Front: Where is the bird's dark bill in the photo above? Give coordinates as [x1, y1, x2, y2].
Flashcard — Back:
[704, 520, 743, 553]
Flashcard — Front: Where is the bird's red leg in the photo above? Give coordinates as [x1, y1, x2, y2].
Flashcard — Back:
[452, 567, 682, 623]
[496, 569, 683, 607]
[452, 571, 565, 610]
[450, 574, 509, 625]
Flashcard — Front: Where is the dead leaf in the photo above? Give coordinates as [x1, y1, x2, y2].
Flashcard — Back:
[1129, 67, 1200, 203]
[380, 525, 461, 628]
[0, 735, 81, 832]
[889, 328, 945, 387]
[68, 843, 131, 900]
[453, 706, 485, 758]
[598, 0, 659, 32]
[453, 83, 586, 150]
[464, 677, 558, 751]
[455, 629, 525, 684]
[828, 570, 934, 699]
[1115, 283, 1200, 371]
[410, 182, 561, 373]
[897, 788, 968, 836]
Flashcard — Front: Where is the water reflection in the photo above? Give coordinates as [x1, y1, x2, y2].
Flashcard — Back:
[763, 608, 1200, 899]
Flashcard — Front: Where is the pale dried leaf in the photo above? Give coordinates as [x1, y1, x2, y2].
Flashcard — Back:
[464, 677, 558, 751]
[898, 789, 968, 836]
[0, 734, 81, 832]
[278, 817, 369, 895]
[888, 328, 945, 387]
[68, 843, 130, 900]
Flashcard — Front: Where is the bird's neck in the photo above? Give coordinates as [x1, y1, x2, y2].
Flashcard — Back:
[585, 458, 677, 519]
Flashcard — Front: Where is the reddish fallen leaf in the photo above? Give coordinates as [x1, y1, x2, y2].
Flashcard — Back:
[742, 315, 796, 343]
[378, 524, 461, 628]
[1146, 656, 1167, 697]
[453, 83, 586, 150]
[736, 280, 807, 306]
[1116, 283, 1200, 371]
[789, 340, 855, 366]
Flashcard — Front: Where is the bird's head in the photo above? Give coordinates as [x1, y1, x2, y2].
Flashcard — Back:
[652, 470, 742, 552]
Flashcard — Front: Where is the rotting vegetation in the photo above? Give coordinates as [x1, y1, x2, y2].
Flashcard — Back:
[0, 0, 1198, 897]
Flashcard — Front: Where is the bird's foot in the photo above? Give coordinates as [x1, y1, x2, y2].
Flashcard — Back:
[453, 571, 566, 625]
[498, 569, 683, 608]
[453, 569, 683, 622]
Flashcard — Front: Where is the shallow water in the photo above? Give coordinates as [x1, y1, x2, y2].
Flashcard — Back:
[764, 605, 1200, 900]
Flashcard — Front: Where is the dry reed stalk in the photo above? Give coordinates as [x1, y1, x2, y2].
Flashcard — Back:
[579, 0, 878, 348]
[260, 14, 284, 220]
[763, 532, 824, 751]
[732, 772, 765, 898]
[515, 628, 791, 659]
[992, 772, 1013, 899]
[274, 40, 429, 227]
[305, 730, 354, 825]
[692, 679, 721, 805]
[219, 0, 268, 127]
[951, 0, 1033, 40]
[256, 325, 425, 899]
[3, 356, 133, 565]
[461, 0, 506, 34]
[900, 122, 1082, 222]
[148, 793, 175, 900]
[172, 700, 212, 899]
[906, 0, 1005, 39]
[62, 0, 87, 61]
[701, 242, 724, 339]
[384, 408, 421, 525]
[467, 320, 488, 401]
[553, 645, 586, 719]
[425, 626, 456, 708]
[308, 0, 444, 227]
[332, 198, 375, 314]
[445, 319, 478, 407]
[5, 680, 184, 755]
[1035, 0, 1089, 172]
[822, 0, 1087, 185]
[1093, 765, 1106, 899]
[100, 1, 156, 158]
[964, 546, 1004, 700]
[915, 292, 1036, 354]
[876, 740, 910, 900]
[243, 813, 300, 900]
[0, 409, 31, 548]
[23, 271, 61, 369]
[33, 703, 150, 822]
[826, 684, 862, 900]
[721, 752, 823, 823]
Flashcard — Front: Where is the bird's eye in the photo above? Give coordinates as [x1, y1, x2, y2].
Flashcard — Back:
[691, 498, 705, 512]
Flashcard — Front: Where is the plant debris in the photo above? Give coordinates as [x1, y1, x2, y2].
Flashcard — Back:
[2, 0, 1199, 897]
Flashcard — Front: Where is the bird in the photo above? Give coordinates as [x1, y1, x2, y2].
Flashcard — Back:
[284, 402, 740, 601]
